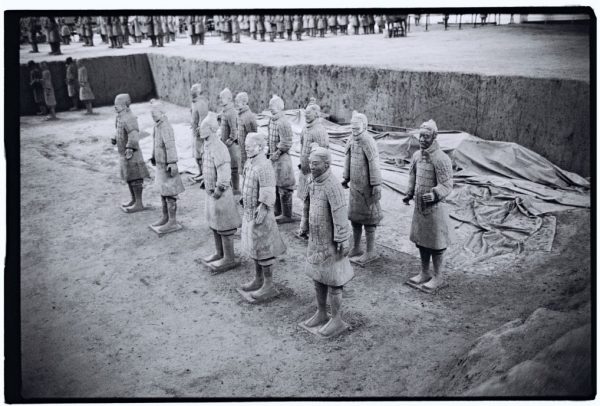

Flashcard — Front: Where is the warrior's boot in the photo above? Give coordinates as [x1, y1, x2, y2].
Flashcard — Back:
[158, 35, 164, 47]
[152, 196, 168, 227]
[260, 32, 265, 41]
[241, 261, 264, 291]
[355, 225, 378, 264]
[46, 107, 58, 121]
[70, 96, 78, 111]
[276, 190, 296, 224]
[109, 37, 115, 48]
[410, 246, 432, 285]
[250, 264, 276, 300]
[121, 182, 136, 208]
[84, 101, 93, 115]
[287, 31, 292, 40]
[124, 181, 146, 213]
[304, 281, 329, 327]
[156, 197, 179, 233]
[319, 287, 347, 337]
[296, 33, 301, 41]
[191, 35, 196, 45]
[348, 222, 364, 257]
[117, 36, 123, 48]
[210, 232, 237, 271]
[422, 252, 444, 291]
[150, 36, 157, 47]
[231, 168, 240, 195]
[203, 229, 224, 263]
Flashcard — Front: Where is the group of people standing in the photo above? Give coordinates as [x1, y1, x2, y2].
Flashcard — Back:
[111, 85, 453, 337]
[27, 58, 95, 120]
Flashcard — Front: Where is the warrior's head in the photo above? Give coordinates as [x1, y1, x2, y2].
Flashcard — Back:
[114, 93, 131, 114]
[219, 88, 233, 107]
[269, 95, 284, 115]
[76, 59, 84, 68]
[190, 83, 202, 101]
[235, 92, 249, 111]
[150, 99, 166, 122]
[350, 111, 368, 138]
[418, 119, 437, 150]
[245, 132, 266, 159]
[305, 102, 321, 124]
[200, 112, 219, 140]
[40, 61, 48, 70]
[309, 144, 331, 179]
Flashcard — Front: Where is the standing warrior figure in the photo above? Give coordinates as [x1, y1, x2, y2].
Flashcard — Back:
[239, 132, 287, 300]
[28, 61, 46, 115]
[293, 15, 303, 40]
[218, 88, 241, 195]
[296, 99, 329, 239]
[111, 94, 150, 213]
[301, 146, 354, 338]
[187, 16, 197, 44]
[97, 16, 108, 44]
[267, 95, 297, 223]
[65, 57, 79, 111]
[110, 16, 123, 48]
[249, 15, 257, 40]
[235, 92, 258, 170]
[149, 100, 186, 234]
[190, 83, 209, 183]
[121, 16, 131, 45]
[200, 113, 242, 272]
[40, 62, 57, 120]
[342, 111, 383, 265]
[77, 60, 95, 115]
[402, 120, 453, 292]
[195, 16, 205, 45]
[44, 17, 62, 55]
[232, 15, 241, 43]
[284, 15, 293, 40]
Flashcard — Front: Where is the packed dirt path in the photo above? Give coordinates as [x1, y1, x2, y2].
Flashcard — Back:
[19, 103, 591, 398]
[20, 23, 590, 82]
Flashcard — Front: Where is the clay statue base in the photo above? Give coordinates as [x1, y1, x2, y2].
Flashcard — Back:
[275, 214, 300, 224]
[120, 204, 152, 214]
[148, 223, 183, 236]
[349, 254, 378, 266]
[236, 287, 279, 303]
[298, 318, 349, 339]
[195, 257, 240, 275]
[405, 279, 447, 294]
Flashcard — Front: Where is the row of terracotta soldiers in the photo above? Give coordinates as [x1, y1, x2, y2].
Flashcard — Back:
[27, 58, 95, 120]
[113, 86, 453, 337]
[22, 17, 65, 55]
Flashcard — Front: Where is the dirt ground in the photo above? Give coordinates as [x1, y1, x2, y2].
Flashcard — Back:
[19, 102, 591, 398]
[20, 23, 590, 82]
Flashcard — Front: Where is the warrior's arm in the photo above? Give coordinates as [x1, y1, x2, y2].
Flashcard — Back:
[225, 111, 238, 142]
[342, 143, 351, 182]
[215, 161, 232, 190]
[258, 164, 277, 207]
[163, 126, 179, 164]
[431, 155, 453, 201]
[331, 200, 351, 243]
[276, 121, 293, 153]
[367, 154, 382, 187]
[406, 154, 417, 198]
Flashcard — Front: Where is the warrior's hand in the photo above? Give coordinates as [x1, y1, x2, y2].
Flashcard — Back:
[225, 138, 234, 146]
[270, 150, 280, 161]
[125, 148, 133, 160]
[212, 187, 223, 199]
[254, 203, 268, 224]
[402, 195, 412, 205]
[372, 185, 382, 200]
[150, 157, 156, 166]
[111, 138, 117, 145]
[336, 240, 349, 256]
[167, 163, 178, 177]
[341, 180, 349, 189]
[422, 192, 435, 203]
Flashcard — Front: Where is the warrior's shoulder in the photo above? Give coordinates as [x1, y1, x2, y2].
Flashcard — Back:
[360, 134, 379, 158]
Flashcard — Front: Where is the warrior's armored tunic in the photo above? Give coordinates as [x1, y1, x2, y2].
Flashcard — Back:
[293, 15, 303, 32]
[202, 138, 242, 232]
[406, 140, 453, 250]
[111, 16, 122, 36]
[78, 66, 95, 101]
[297, 118, 329, 200]
[343, 132, 382, 225]
[152, 116, 185, 197]
[241, 154, 287, 261]
[267, 111, 296, 189]
[41, 69, 56, 107]
[219, 104, 240, 170]
[191, 96, 209, 159]
[66, 63, 78, 97]
[306, 169, 354, 286]
[115, 110, 150, 182]
[237, 105, 258, 168]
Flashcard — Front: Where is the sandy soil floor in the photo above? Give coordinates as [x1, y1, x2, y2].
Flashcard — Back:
[19, 102, 591, 398]
[20, 23, 590, 82]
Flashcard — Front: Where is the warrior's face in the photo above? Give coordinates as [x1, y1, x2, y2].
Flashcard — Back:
[114, 104, 126, 114]
[245, 136, 262, 158]
[351, 117, 364, 137]
[419, 128, 436, 150]
[151, 109, 163, 122]
[219, 92, 231, 107]
[305, 107, 318, 123]
[309, 156, 329, 178]
[234, 95, 246, 110]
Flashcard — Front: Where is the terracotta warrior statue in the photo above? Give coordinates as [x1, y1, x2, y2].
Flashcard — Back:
[403, 119, 453, 292]
[267, 95, 297, 223]
[77, 60, 95, 115]
[200, 112, 242, 272]
[190, 83, 209, 183]
[239, 132, 287, 300]
[297, 98, 329, 239]
[40, 62, 57, 120]
[235, 92, 258, 170]
[342, 111, 383, 265]
[149, 99, 185, 234]
[218, 88, 241, 195]
[111, 94, 150, 213]
[302, 146, 354, 338]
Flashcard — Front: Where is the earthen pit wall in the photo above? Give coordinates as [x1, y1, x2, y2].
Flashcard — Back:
[20, 54, 155, 116]
[20, 53, 590, 176]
